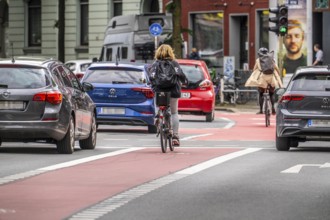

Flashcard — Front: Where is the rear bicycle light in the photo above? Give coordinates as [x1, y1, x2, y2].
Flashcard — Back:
[131, 87, 154, 98]
[33, 91, 63, 105]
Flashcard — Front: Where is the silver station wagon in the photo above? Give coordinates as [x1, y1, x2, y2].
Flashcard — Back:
[276, 65, 330, 151]
[0, 57, 96, 154]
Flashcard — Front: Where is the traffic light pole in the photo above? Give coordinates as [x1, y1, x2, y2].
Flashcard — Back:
[278, 0, 285, 78]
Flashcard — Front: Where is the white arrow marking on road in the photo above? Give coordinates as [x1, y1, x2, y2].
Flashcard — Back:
[281, 163, 330, 174]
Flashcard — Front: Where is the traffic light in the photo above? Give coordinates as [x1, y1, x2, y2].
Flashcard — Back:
[278, 5, 288, 36]
[269, 6, 280, 35]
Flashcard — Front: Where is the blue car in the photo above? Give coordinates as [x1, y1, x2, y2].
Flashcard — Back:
[81, 62, 157, 133]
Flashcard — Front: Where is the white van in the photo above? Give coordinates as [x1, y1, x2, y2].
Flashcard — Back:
[99, 13, 173, 63]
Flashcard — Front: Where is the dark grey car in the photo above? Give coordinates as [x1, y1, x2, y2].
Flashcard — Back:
[0, 57, 96, 154]
[276, 65, 330, 151]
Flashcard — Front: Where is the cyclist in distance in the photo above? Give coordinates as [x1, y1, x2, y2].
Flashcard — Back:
[245, 47, 283, 114]
[146, 44, 188, 146]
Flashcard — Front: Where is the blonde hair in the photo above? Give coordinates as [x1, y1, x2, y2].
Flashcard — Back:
[154, 44, 176, 60]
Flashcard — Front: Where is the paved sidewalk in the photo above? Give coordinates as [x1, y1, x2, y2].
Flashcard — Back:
[215, 101, 259, 113]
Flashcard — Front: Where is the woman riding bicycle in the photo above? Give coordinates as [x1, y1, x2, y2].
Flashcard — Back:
[146, 44, 187, 146]
[245, 47, 283, 114]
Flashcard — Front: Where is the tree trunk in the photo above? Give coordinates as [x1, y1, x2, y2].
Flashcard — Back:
[58, 0, 65, 62]
[172, 0, 182, 59]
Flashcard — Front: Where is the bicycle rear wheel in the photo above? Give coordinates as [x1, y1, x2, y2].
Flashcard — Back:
[265, 100, 270, 127]
[160, 120, 167, 153]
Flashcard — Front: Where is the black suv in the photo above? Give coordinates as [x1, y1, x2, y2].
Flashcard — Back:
[0, 57, 96, 154]
[276, 65, 330, 151]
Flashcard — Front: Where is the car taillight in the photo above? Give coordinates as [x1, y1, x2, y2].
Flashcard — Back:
[199, 79, 212, 90]
[131, 87, 154, 99]
[75, 73, 84, 80]
[33, 91, 63, 105]
[279, 94, 304, 103]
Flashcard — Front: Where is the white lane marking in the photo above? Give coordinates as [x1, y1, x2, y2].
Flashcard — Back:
[281, 163, 330, 174]
[177, 148, 261, 175]
[40, 148, 143, 171]
[181, 133, 213, 140]
[220, 117, 235, 129]
[68, 148, 261, 220]
[0, 148, 143, 185]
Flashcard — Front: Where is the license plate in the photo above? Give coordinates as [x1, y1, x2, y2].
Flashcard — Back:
[0, 101, 24, 110]
[181, 92, 191, 98]
[100, 107, 125, 115]
[308, 119, 330, 127]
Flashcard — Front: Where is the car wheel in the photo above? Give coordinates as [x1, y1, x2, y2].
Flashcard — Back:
[56, 116, 75, 154]
[79, 112, 97, 150]
[206, 111, 214, 122]
[148, 124, 157, 134]
[276, 132, 290, 151]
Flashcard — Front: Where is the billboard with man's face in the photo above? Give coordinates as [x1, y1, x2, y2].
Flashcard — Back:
[279, 0, 307, 74]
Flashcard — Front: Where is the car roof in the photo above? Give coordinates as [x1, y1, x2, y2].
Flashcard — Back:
[176, 59, 207, 65]
[0, 56, 61, 67]
[292, 65, 330, 79]
[88, 61, 145, 69]
[65, 59, 92, 64]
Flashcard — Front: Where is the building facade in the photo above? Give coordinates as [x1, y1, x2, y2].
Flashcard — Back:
[2, 0, 162, 62]
[2, 0, 330, 70]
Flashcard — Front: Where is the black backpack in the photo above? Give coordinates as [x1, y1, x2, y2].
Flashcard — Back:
[151, 60, 178, 89]
[259, 51, 274, 75]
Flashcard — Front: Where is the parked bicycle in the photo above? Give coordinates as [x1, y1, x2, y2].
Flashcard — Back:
[155, 92, 174, 153]
[223, 76, 249, 105]
[262, 84, 272, 127]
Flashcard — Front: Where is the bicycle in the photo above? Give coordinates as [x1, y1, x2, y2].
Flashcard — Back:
[155, 92, 173, 153]
[262, 85, 272, 127]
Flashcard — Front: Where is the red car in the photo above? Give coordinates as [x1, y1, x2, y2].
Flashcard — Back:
[177, 59, 215, 122]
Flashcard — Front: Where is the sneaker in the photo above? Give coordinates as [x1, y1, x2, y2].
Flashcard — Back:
[172, 135, 180, 146]
[272, 109, 276, 115]
[256, 111, 263, 114]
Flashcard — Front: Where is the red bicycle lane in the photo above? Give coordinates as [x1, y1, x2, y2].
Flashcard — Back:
[181, 112, 276, 141]
[0, 147, 244, 220]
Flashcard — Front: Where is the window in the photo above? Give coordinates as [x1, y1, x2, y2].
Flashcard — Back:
[121, 47, 128, 59]
[63, 66, 82, 90]
[28, 0, 41, 47]
[258, 10, 269, 49]
[80, 0, 89, 46]
[113, 0, 122, 17]
[191, 13, 223, 68]
[57, 66, 72, 88]
[106, 48, 113, 61]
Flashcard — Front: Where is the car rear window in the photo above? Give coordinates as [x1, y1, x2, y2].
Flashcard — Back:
[290, 73, 330, 91]
[0, 67, 50, 89]
[180, 64, 205, 83]
[84, 68, 146, 84]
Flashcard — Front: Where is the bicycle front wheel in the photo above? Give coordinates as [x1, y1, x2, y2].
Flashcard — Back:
[160, 121, 167, 153]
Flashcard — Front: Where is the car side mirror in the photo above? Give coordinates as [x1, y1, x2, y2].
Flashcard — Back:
[275, 88, 285, 102]
[82, 82, 94, 92]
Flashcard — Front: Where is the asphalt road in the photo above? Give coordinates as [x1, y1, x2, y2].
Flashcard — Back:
[1, 110, 330, 220]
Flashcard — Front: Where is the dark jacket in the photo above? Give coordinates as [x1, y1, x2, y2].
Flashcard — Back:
[146, 60, 187, 98]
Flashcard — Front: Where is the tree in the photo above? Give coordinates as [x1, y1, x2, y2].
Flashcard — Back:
[167, 0, 182, 58]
